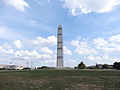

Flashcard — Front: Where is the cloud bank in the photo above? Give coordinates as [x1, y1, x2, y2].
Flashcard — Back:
[64, 0, 120, 15]
[1, 0, 29, 11]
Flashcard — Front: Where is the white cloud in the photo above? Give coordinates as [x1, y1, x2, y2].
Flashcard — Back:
[64, 59, 77, 67]
[34, 0, 51, 5]
[63, 0, 120, 15]
[63, 46, 72, 55]
[71, 40, 79, 47]
[71, 40, 96, 55]
[33, 35, 57, 46]
[100, 43, 120, 52]
[2, 33, 120, 66]
[40, 47, 53, 54]
[0, 26, 22, 40]
[0, 46, 14, 55]
[14, 40, 23, 48]
[93, 38, 108, 50]
[67, 59, 77, 63]
[2, 0, 29, 11]
[0, 46, 3, 50]
[75, 47, 96, 55]
[3, 49, 14, 55]
[93, 36, 120, 52]
[14, 50, 51, 59]
[44, 59, 56, 64]
[2, 44, 12, 49]
[109, 34, 120, 42]
[85, 55, 120, 64]
[71, 35, 120, 55]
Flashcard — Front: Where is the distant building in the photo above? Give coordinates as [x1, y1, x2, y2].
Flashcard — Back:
[0, 64, 6, 68]
[95, 64, 103, 69]
[96, 64, 113, 69]
[0, 64, 25, 70]
[15, 66, 25, 70]
[87, 65, 96, 69]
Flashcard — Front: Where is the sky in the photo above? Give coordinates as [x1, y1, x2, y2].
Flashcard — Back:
[0, 0, 120, 67]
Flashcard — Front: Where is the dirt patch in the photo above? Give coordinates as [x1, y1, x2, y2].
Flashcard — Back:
[72, 83, 104, 90]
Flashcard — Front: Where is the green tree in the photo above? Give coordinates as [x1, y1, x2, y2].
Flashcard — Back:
[113, 62, 120, 70]
[78, 62, 86, 69]
[102, 64, 108, 69]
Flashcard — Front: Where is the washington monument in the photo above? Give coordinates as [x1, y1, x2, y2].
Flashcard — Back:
[57, 24, 63, 68]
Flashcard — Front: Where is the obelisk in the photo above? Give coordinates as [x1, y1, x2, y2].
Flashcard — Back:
[57, 24, 63, 68]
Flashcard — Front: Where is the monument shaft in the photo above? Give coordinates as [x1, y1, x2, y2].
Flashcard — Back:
[57, 25, 63, 68]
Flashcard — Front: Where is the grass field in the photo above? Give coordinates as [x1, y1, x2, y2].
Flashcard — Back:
[0, 69, 120, 90]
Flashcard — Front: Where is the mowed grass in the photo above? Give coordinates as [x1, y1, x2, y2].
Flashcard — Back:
[0, 69, 120, 90]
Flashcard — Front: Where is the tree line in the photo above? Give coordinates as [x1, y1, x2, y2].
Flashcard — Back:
[0, 62, 120, 70]
[75, 62, 120, 70]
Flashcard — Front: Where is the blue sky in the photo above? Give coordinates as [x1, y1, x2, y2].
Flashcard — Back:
[0, 0, 120, 67]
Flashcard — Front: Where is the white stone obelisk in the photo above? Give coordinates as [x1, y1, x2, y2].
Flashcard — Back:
[57, 24, 63, 68]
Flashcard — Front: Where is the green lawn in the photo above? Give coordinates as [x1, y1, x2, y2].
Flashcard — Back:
[0, 69, 120, 90]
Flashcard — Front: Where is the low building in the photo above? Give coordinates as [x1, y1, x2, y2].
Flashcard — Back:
[0, 64, 25, 70]
[15, 66, 24, 70]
